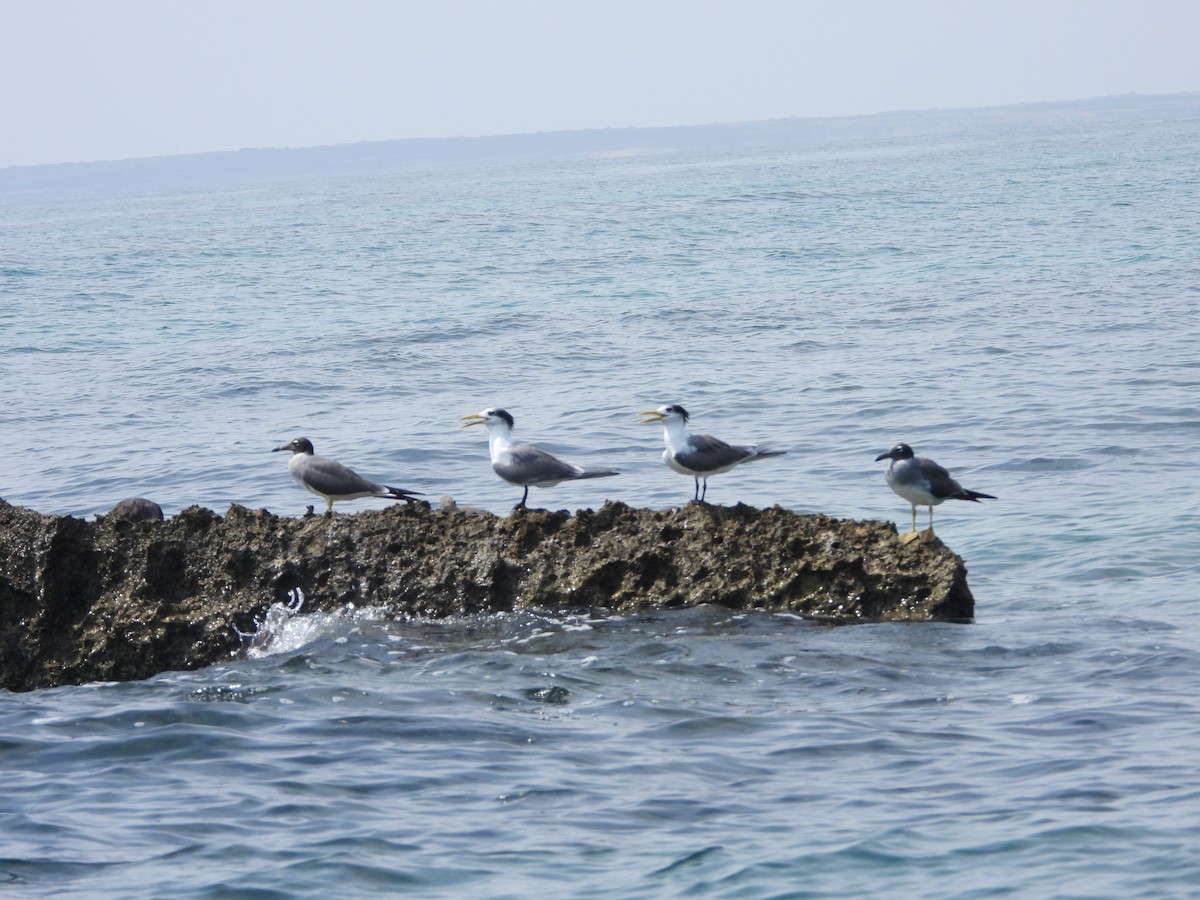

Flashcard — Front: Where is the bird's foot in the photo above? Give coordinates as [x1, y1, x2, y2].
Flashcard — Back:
[920, 528, 938, 543]
[898, 530, 922, 545]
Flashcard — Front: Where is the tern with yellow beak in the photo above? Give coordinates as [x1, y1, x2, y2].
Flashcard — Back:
[458, 407, 619, 510]
[638, 404, 786, 503]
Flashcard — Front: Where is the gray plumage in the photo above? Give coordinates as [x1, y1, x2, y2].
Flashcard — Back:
[459, 408, 619, 509]
[639, 403, 786, 503]
[875, 442, 995, 537]
[493, 443, 616, 489]
[672, 432, 780, 475]
[273, 437, 421, 513]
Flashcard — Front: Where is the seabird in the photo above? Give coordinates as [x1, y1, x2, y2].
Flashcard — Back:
[637, 404, 786, 503]
[875, 442, 996, 542]
[458, 408, 619, 510]
[272, 437, 421, 513]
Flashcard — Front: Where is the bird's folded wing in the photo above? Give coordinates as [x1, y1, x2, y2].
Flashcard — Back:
[494, 444, 583, 485]
[675, 434, 752, 471]
[301, 458, 380, 496]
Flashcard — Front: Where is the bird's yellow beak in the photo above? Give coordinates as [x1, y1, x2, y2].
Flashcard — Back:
[458, 413, 487, 429]
[637, 409, 665, 425]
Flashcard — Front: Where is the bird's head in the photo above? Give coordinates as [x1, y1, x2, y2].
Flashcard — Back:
[273, 437, 314, 455]
[458, 408, 515, 431]
[637, 404, 689, 426]
[875, 443, 914, 462]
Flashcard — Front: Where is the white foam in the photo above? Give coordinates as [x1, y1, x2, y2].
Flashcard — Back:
[239, 589, 394, 659]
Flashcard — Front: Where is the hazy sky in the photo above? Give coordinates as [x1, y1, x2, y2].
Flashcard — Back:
[3, 0, 1198, 168]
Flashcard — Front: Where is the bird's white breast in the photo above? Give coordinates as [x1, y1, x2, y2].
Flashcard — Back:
[664, 449, 696, 476]
[887, 460, 939, 506]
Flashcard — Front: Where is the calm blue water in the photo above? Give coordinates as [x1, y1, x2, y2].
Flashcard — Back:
[2, 112, 1200, 897]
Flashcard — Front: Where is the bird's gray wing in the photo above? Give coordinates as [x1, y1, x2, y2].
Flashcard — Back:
[494, 443, 583, 486]
[674, 433, 754, 473]
[916, 458, 966, 500]
[301, 456, 382, 496]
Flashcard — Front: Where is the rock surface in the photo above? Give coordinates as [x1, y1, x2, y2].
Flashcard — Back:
[0, 498, 974, 692]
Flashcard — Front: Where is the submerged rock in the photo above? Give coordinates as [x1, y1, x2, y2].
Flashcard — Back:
[0, 498, 974, 692]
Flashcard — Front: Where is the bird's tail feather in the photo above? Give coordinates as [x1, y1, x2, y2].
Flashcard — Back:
[575, 467, 620, 479]
[384, 485, 423, 502]
[956, 489, 996, 502]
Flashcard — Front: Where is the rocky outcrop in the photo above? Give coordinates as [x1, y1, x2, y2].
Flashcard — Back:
[0, 498, 974, 692]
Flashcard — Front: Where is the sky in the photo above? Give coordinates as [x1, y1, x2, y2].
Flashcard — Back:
[2, 0, 1198, 169]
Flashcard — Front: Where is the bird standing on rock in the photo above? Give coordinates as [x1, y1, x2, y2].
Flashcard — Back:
[273, 437, 421, 514]
[638, 404, 786, 503]
[875, 442, 995, 542]
[458, 407, 619, 510]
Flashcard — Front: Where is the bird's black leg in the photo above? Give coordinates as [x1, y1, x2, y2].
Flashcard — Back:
[693, 478, 700, 502]
[700, 478, 708, 503]
[513, 485, 529, 510]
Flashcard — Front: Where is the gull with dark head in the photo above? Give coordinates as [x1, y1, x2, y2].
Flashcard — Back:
[273, 437, 421, 514]
[637, 404, 786, 503]
[458, 407, 619, 510]
[875, 442, 995, 542]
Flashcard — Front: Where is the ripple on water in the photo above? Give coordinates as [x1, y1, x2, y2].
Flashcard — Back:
[4, 115, 1200, 898]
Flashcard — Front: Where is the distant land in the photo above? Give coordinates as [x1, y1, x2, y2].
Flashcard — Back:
[3, 92, 1198, 199]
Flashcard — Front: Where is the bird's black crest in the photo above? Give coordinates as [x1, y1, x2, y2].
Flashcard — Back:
[291, 437, 315, 454]
[668, 405, 690, 423]
[492, 409, 515, 429]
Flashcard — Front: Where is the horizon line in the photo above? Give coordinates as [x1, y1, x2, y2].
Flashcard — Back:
[6, 89, 1198, 173]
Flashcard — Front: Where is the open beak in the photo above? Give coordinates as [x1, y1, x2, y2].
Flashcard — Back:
[636, 409, 664, 425]
[458, 413, 487, 429]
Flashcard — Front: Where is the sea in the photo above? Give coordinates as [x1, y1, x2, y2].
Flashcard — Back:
[2, 100, 1199, 897]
